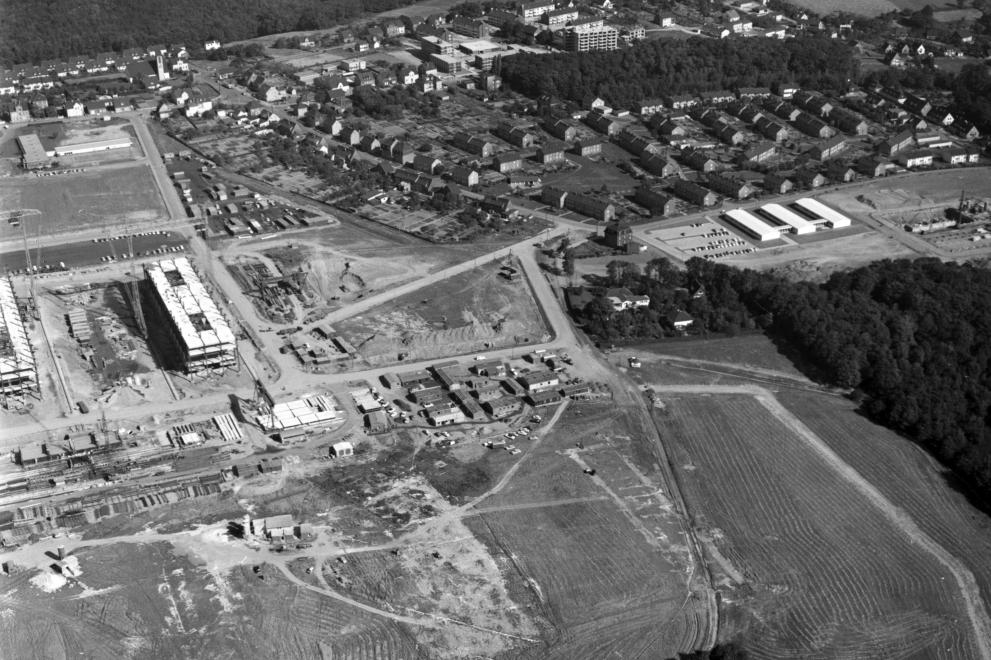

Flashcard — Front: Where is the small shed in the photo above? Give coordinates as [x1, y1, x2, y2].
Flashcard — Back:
[331, 441, 355, 457]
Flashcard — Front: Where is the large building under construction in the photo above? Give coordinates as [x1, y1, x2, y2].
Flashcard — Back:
[0, 278, 38, 400]
[145, 257, 237, 373]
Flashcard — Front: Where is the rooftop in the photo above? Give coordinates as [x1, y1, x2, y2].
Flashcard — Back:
[145, 257, 235, 352]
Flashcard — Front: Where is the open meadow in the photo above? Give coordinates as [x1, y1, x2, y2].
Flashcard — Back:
[781, 0, 898, 15]
[0, 165, 166, 241]
[652, 392, 982, 658]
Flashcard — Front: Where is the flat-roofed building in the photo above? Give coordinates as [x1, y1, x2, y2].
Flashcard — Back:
[53, 137, 131, 156]
[565, 26, 618, 52]
[483, 395, 522, 418]
[16, 134, 49, 169]
[757, 203, 816, 235]
[145, 257, 236, 372]
[0, 279, 37, 398]
[518, 370, 560, 392]
[723, 208, 781, 242]
[792, 198, 852, 228]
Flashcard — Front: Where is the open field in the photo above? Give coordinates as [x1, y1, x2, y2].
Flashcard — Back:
[468, 401, 706, 659]
[781, 0, 898, 15]
[630, 334, 809, 379]
[652, 392, 980, 658]
[778, 390, 991, 629]
[0, 165, 167, 241]
[336, 258, 551, 365]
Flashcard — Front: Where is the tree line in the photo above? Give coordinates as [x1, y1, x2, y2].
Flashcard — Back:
[499, 36, 858, 110]
[572, 257, 991, 498]
[0, 0, 418, 66]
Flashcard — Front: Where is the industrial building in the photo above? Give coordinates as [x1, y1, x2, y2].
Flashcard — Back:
[792, 198, 852, 228]
[16, 134, 49, 169]
[757, 203, 816, 235]
[723, 209, 782, 242]
[53, 137, 131, 157]
[0, 278, 38, 400]
[145, 257, 237, 372]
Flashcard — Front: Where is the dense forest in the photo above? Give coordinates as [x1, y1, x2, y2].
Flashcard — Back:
[0, 0, 416, 65]
[499, 36, 858, 110]
[574, 257, 991, 497]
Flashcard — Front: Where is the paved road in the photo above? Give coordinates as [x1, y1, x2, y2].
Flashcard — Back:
[129, 114, 188, 222]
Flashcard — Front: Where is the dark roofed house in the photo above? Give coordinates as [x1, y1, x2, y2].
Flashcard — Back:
[585, 112, 620, 136]
[672, 178, 717, 207]
[763, 172, 794, 194]
[538, 139, 567, 164]
[493, 151, 523, 173]
[809, 135, 847, 161]
[634, 185, 677, 215]
[571, 138, 602, 157]
[642, 153, 681, 177]
[544, 118, 577, 141]
[542, 186, 568, 209]
[795, 168, 827, 189]
[604, 220, 632, 248]
[707, 172, 753, 200]
[451, 166, 479, 187]
[413, 154, 442, 174]
[742, 142, 776, 164]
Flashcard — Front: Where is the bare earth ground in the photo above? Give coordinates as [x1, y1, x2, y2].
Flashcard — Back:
[337, 259, 551, 365]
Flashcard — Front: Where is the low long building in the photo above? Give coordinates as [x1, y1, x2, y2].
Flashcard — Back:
[757, 203, 816, 235]
[145, 257, 237, 372]
[723, 209, 781, 242]
[0, 278, 37, 398]
[792, 198, 852, 228]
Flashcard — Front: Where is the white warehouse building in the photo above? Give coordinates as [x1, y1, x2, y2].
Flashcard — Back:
[793, 198, 852, 229]
[758, 203, 816, 235]
[145, 257, 237, 372]
[723, 209, 781, 242]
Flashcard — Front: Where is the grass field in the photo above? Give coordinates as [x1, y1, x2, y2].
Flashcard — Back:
[654, 394, 979, 658]
[467, 402, 706, 659]
[0, 165, 166, 241]
[337, 259, 550, 364]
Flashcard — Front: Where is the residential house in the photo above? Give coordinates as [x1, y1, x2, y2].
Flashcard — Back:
[763, 172, 794, 194]
[742, 142, 776, 164]
[634, 186, 677, 215]
[564, 193, 615, 221]
[794, 168, 827, 188]
[360, 135, 381, 154]
[879, 130, 914, 156]
[413, 154, 442, 174]
[707, 172, 753, 200]
[855, 157, 887, 178]
[544, 118, 577, 141]
[672, 178, 718, 207]
[451, 166, 479, 187]
[664, 94, 697, 110]
[493, 151, 523, 173]
[898, 149, 933, 168]
[65, 101, 85, 118]
[655, 117, 687, 138]
[617, 129, 662, 157]
[642, 153, 681, 177]
[495, 122, 535, 148]
[793, 112, 834, 138]
[755, 116, 789, 142]
[571, 139, 602, 157]
[825, 162, 856, 182]
[637, 98, 667, 117]
[542, 186, 569, 208]
[538, 139, 567, 164]
[452, 131, 496, 157]
[680, 148, 719, 172]
[604, 288, 650, 311]
[584, 112, 620, 136]
[717, 123, 745, 145]
[810, 135, 847, 161]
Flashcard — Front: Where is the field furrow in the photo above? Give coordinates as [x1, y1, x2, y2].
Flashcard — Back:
[658, 394, 979, 659]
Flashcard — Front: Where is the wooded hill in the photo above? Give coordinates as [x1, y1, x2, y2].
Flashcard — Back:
[499, 36, 858, 110]
[0, 0, 415, 66]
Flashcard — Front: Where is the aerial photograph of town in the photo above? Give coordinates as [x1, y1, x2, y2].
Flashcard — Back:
[0, 0, 990, 657]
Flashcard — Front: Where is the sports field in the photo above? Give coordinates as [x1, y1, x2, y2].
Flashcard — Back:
[0, 164, 166, 241]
